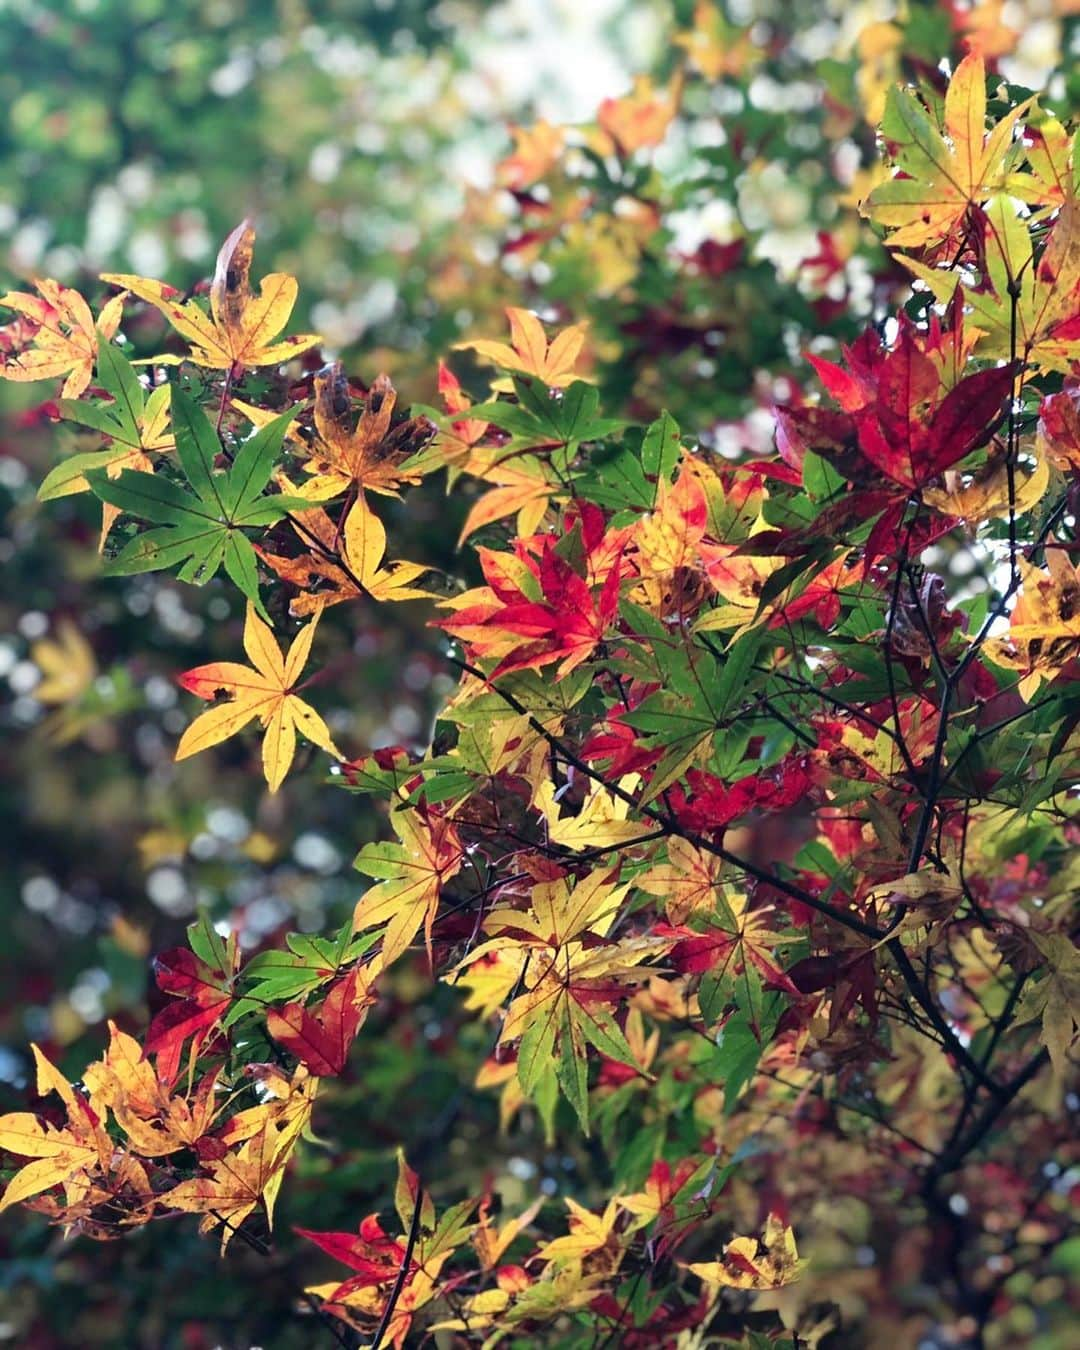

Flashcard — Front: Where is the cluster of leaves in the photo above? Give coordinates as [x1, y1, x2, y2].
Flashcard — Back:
[3, 25, 1080, 1350]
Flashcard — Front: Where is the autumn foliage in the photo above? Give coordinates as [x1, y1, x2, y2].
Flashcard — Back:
[2, 27, 1079, 1350]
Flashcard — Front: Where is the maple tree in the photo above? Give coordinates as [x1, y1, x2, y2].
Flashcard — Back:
[3, 13, 1080, 1350]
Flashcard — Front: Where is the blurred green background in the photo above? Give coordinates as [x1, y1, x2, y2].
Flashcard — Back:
[2, 1, 1077, 1345]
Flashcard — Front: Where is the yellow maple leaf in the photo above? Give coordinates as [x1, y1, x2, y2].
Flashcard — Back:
[31, 620, 96, 706]
[164, 1127, 284, 1251]
[0, 281, 124, 397]
[175, 602, 341, 792]
[163, 1067, 316, 1251]
[687, 1212, 805, 1290]
[457, 872, 670, 1125]
[924, 440, 1050, 524]
[456, 448, 559, 545]
[352, 810, 465, 967]
[984, 551, 1080, 699]
[902, 196, 1080, 373]
[473, 1194, 544, 1270]
[258, 493, 433, 614]
[636, 835, 722, 925]
[536, 1196, 623, 1265]
[633, 464, 706, 580]
[101, 220, 320, 372]
[533, 775, 651, 851]
[863, 52, 1032, 248]
[674, 2, 760, 84]
[456, 307, 588, 388]
[854, 21, 903, 126]
[1010, 113, 1077, 212]
[0, 1045, 111, 1214]
[82, 1023, 221, 1157]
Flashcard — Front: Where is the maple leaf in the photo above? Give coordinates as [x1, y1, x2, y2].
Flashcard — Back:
[402, 360, 490, 481]
[533, 775, 651, 851]
[266, 965, 378, 1077]
[257, 493, 433, 614]
[100, 220, 319, 371]
[230, 922, 375, 1014]
[175, 602, 341, 792]
[301, 1213, 410, 1297]
[88, 388, 302, 618]
[0, 281, 124, 397]
[789, 314, 1013, 492]
[863, 52, 1032, 248]
[472, 1192, 543, 1270]
[457, 871, 671, 1129]
[636, 835, 723, 925]
[903, 196, 1080, 373]
[596, 74, 682, 155]
[1012, 932, 1080, 1078]
[42, 342, 175, 549]
[496, 119, 565, 190]
[82, 1022, 220, 1156]
[435, 536, 623, 679]
[687, 1212, 805, 1289]
[162, 1066, 316, 1250]
[216, 1065, 319, 1155]
[456, 307, 588, 388]
[631, 460, 709, 594]
[536, 1196, 624, 1270]
[923, 438, 1050, 525]
[984, 551, 1080, 699]
[660, 884, 798, 996]
[144, 938, 235, 1085]
[1011, 114, 1078, 212]
[293, 365, 434, 500]
[0, 1046, 110, 1214]
[1038, 388, 1080, 473]
[674, 2, 759, 82]
[617, 1157, 702, 1233]
[30, 620, 96, 706]
[352, 808, 465, 966]
[301, 1155, 472, 1348]
[165, 1126, 286, 1251]
[456, 448, 560, 544]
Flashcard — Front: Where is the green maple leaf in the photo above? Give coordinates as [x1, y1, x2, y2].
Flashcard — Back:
[87, 386, 303, 619]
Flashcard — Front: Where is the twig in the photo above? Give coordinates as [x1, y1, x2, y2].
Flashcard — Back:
[369, 1180, 424, 1350]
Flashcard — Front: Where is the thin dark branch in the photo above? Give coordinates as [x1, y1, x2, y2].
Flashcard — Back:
[925, 1049, 1049, 1186]
[369, 1180, 424, 1350]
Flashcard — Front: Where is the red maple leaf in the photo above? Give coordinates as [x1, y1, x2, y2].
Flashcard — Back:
[144, 948, 233, 1085]
[266, 968, 375, 1078]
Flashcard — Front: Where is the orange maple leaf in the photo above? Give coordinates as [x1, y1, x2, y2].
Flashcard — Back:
[596, 74, 682, 155]
[293, 365, 434, 500]
[496, 120, 565, 190]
